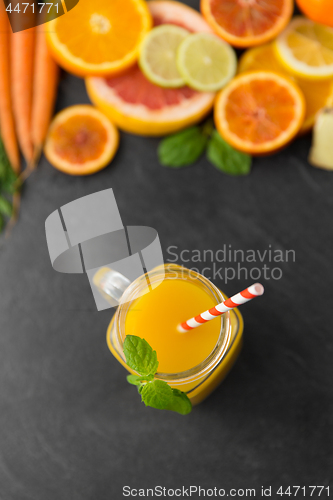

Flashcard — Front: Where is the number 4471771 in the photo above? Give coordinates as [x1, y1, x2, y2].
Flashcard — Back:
[277, 486, 330, 496]
[6, 3, 59, 14]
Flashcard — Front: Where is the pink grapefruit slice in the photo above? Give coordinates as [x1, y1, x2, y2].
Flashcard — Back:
[85, 1, 216, 136]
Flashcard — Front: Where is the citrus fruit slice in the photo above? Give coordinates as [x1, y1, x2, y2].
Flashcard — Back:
[45, 0, 152, 77]
[44, 105, 119, 175]
[296, 0, 333, 29]
[214, 71, 306, 155]
[200, 0, 293, 48]
[275, 17, 333, 80]
[176, 33, 237, 92]
[238, 44, 333, 133]
[86, 1, 215, 136]
[139, 24, 189, 88]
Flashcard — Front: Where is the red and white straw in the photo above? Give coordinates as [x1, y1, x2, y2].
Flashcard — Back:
[177, 283, 264, 333]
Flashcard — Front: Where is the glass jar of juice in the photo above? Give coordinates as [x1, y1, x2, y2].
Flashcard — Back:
[104, 264, 243, 406]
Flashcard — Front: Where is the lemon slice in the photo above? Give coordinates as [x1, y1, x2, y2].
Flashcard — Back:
[139, 24, 189, 88]
[275, 17, 333, 80]
[176, 33, 237, 92]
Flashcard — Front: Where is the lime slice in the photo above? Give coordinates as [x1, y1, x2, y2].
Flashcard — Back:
[139, 24, 189, 88]
[275, 17, 333, 80]
[176, 33, 237, 92]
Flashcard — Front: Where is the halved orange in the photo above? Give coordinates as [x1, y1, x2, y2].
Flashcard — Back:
[238, 44, 333, 134]
[44, 105, 119, 175]
[46, 0, 152, 77]
[201, 0, 293, 48]
[214, 71, 306, 155]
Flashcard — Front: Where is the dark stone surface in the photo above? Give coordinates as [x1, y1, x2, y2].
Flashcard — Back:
[0, 2, 332, 498]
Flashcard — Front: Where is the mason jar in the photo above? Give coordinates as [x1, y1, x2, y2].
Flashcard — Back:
[104, 264, 243, 406]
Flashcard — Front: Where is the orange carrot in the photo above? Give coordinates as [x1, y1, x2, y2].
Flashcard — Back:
[0, 4, 20, 174]
[11, 26, 35, 165]
[31, 25, 59, 164]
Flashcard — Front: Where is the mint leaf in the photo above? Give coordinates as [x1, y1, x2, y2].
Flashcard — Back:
[140, 382, 192, 415]
[126, 374, 153, 386]
[140, 380, 173, 410]
[123, 335, 159, 377]
[0, 195, 12, 217]
[166, 388, 192, 415]
[207, 130, 252, 176]
[158, 126, 207, 168]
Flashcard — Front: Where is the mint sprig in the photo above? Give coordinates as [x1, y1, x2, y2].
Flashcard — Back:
[123, 335, 192, 415]
[157, 119, 252, 175]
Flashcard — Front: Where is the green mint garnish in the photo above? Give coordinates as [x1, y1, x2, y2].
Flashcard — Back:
[140, 380, 173, 409]
[165, 388, 193, 415]
[207, 130, 252, 176]
[157, 119, 252, 175]
[158, 126, 208, 168]
[123, 335, 159, 377]
[126, 374, 154, 386]
[123, 335, 192, 415]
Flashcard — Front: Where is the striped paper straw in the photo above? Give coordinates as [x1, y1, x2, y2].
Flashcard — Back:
[177, 283, 264, 333]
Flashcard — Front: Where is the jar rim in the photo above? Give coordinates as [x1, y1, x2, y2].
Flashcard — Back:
[114, 264, 232, 383]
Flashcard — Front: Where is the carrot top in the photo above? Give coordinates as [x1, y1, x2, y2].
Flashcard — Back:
[0, 135, 18, 232]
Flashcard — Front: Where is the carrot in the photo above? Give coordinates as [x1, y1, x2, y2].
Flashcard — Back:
[31, 24, 59, 165]
[0, 4, 20, 174]
[11, 26, 35, 166]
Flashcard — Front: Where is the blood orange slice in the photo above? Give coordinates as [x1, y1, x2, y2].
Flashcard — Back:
[201, 0, 293, 48]
[44, 105, 119, 175]
[86, 1, 216, 136]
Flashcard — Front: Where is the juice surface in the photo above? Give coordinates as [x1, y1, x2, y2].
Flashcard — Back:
[124, 278, 221, 374]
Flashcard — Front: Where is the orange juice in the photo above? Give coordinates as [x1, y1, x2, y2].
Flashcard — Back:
[107, 265, 243, 405]
[125, 278, 222, 374]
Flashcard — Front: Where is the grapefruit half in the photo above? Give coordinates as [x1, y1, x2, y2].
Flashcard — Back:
[86, 1, 216, 136]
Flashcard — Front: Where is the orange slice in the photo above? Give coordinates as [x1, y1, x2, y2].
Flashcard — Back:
[214, 71, 306, 155]
[46, 0, 152, 77]
[44, 105, 119, 175]
[86, 1, 216, 136]
[238, 44, 333, 133]
[200, 0, 293, 48]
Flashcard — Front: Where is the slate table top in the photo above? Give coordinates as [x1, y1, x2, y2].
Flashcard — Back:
[0, 1, 332, 498]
